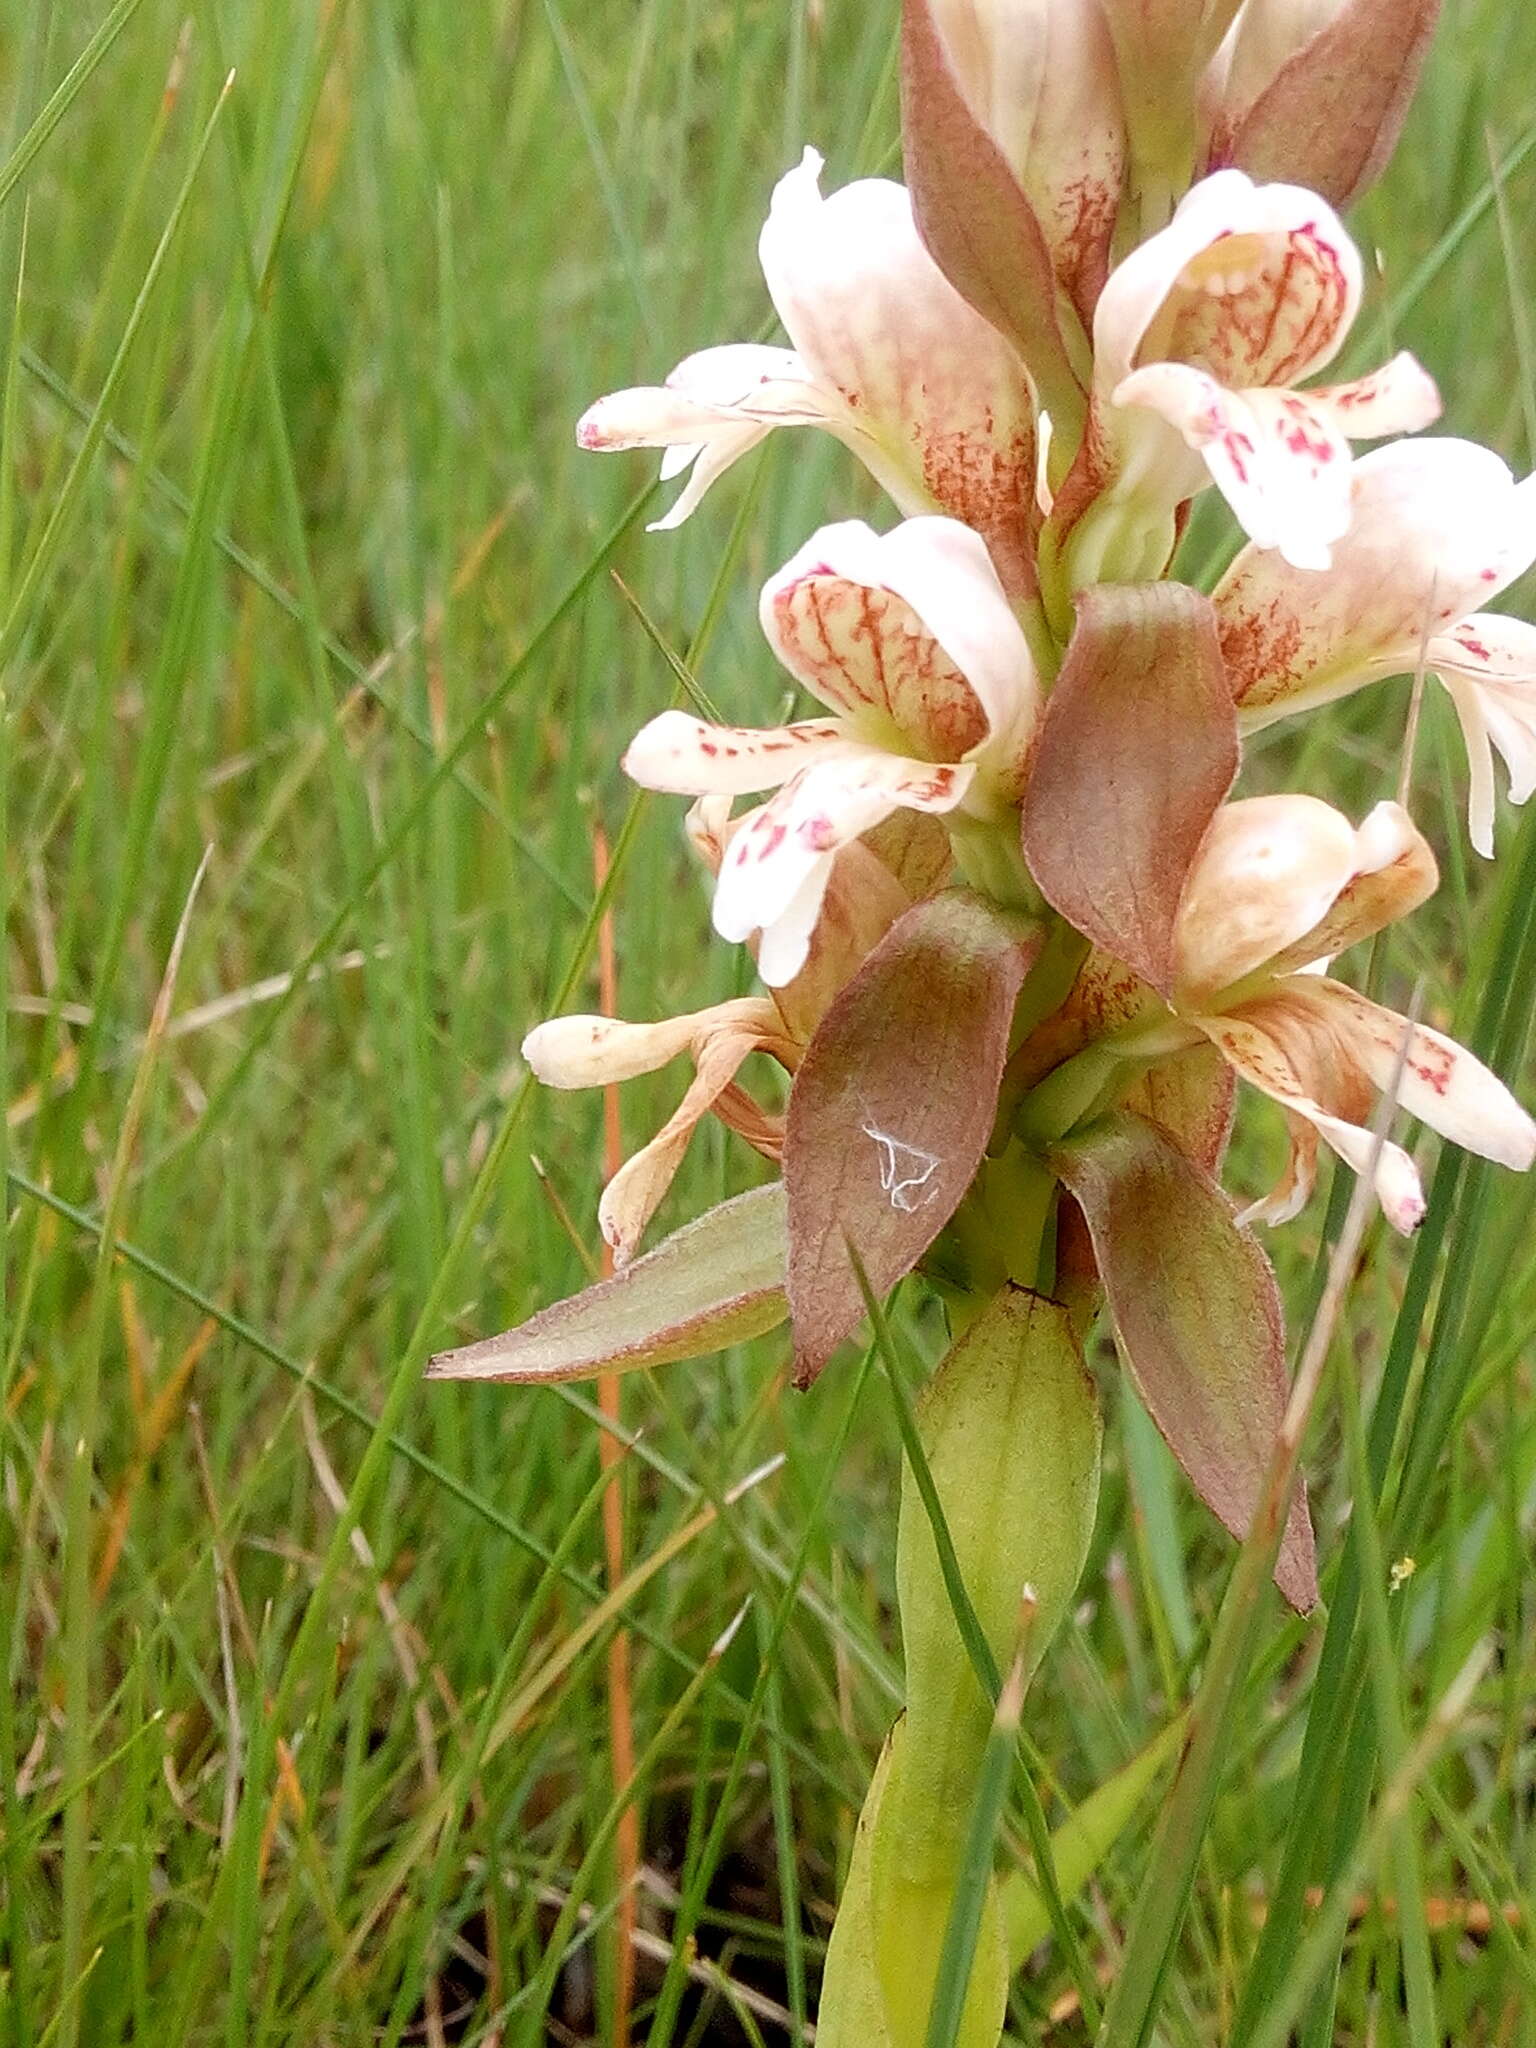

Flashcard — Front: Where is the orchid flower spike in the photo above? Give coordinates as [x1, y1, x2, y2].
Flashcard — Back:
[1219, 437, 1536, 855]
[1168, 796, 1535, 1230]
[622, 517, 1040, 988]
[1084, 169, 1439, 569]
[576, 150, 1040, 591]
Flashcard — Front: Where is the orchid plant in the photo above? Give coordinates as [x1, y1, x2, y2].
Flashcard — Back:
[432, 3, 1535, 2039]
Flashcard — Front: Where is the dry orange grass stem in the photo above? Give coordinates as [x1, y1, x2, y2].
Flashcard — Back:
[594, 824, 639, 2048]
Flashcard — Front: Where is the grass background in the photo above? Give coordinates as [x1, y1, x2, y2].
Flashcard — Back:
[3, 0, 1536, 2041]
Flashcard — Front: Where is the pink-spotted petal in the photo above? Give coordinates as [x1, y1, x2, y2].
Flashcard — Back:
[1094, 168, 1361, 391]
[577, 344, 827, 528]
[1305, 351, 1441, 440]
[1298, 979, 1536, 1173]
[1220, 440, 1536, 721]
[623, 711, 851, 797]
[1113, 365, 1352, 568]
[1198, 1006, 1426, 1232]
[1425, 615, 1536, 854]
[712, 750, 974, 986]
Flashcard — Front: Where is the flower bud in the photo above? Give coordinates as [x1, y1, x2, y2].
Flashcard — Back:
[922, 0, 1127, 316]
[1201, 0, 1443, 209]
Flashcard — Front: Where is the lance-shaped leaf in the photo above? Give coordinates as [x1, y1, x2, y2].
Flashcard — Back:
[900, 0, 1087, 436]
[1051, 1110, 1317, 1610]
[426, 1183, 787, 1384]
[1214, 1, 1442, 211]
[785, 890, 1041, 1385]
[1000, 1709, 1188, 1966]
[1022, 583, 1236, 997]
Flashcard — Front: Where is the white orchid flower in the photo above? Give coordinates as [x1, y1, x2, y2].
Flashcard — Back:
[1086, 169, 1439, 568]
[1218, 438, 1536, 855]
[622, 517, 1040, 988]
[1054, 796, 1534, 1230]
[1170, 797, 1534, 1230]
[575, 150, 1040, 589]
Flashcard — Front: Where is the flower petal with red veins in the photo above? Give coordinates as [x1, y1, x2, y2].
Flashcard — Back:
[1094, 170, 1361, 392]
[712, 751, 975, 987]
[623, 711, 851, 798]
[1220, 439, 1536, 721]
[924, 0, 1126, 318]
[1305, 351, 1441, 440]
[760, 518, 1040, 785]
[759, 149, 1040, 580]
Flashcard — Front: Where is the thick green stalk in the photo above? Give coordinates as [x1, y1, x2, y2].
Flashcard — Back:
[818, 1288, 1103, 2047]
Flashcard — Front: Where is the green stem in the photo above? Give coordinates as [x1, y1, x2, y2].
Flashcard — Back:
[818, 1289, 1103, 2047]
[948, 816, 1042, 917]
[1014, 1039, 1129, 1146]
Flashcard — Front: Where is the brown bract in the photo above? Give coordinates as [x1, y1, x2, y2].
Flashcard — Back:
[900, 0, 1087, 444]
[1209, 0, 1443, 211]
[426, 1184, 788, 1385]
[1022, 583, 1238, 998]
[1052, 1111, 1317, 1611]
[784, 889, 1042, 1386]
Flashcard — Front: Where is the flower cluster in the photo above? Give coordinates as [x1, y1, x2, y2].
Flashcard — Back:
[436, 8, 1535, 2040]
[534, 40, 1534, 1277]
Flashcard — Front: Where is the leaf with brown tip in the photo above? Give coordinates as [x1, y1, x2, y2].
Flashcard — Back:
[785, 890, 1041, 1385]
[1022, 583, 1236, 998]
[427, 1183, 787, 1384]
[1051, 1110, 1317, 1611]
